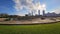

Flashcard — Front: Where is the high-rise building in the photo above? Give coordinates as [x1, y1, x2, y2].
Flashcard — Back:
[28, 12, 31, 16]
[43, 10, 45, 16]
[38, 10, 40, 15]
[31, 11, 33, 16]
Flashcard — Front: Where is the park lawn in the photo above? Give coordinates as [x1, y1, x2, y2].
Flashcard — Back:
[0, 22, 60, 34]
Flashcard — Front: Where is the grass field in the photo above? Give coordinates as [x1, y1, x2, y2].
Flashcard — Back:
[0, 22, 60, 34]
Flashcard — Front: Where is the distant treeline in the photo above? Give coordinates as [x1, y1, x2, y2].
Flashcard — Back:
[0, 13, 20, 18]
[0, 13, 43, 20]
[0, 13, 60, 21]
[0, 13, 59, 20]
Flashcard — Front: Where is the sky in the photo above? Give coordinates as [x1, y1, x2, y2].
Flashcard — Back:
[0, 0, 60, 16]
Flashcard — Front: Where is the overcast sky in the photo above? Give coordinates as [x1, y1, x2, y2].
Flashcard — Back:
[0, 0, 60, 16]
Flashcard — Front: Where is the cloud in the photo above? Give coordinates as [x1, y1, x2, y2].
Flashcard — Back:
[13, 0, 46, 16]
[54, 8, 60, 14]
[48, 8, 60, 14]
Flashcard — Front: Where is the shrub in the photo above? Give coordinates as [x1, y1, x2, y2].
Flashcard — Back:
[4, 18, 10, 21]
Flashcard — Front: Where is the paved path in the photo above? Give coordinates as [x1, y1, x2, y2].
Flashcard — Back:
[0, 18, 60, 24]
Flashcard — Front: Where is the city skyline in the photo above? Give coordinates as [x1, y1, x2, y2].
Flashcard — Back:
[0, 0, 60, 16]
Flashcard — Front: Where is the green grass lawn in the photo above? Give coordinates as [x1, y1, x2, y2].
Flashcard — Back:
[0, 22, 60, 34]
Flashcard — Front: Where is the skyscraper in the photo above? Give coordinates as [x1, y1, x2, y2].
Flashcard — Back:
[32, 11, 33, 16]
[43, 10, 45, 16]
[38, 10, 40, 15]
